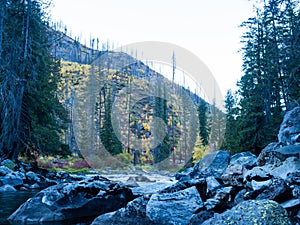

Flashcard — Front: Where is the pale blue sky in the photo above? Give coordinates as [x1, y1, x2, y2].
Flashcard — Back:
[50, 0, 254, 96]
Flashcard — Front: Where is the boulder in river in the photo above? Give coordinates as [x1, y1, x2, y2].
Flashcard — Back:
[8, 175, 134, 223]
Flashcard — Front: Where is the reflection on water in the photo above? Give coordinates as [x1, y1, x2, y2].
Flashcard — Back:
[0, 191, 92, 225]
[0, 191, 38, 225]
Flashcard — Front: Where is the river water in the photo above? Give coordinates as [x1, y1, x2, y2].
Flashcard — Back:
[0, 191, 38, 224]
[0, 173, 175, 224]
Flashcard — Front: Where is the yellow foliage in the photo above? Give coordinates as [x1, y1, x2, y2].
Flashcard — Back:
[192, 135, 207, 163]
[142, 122, 151, 132]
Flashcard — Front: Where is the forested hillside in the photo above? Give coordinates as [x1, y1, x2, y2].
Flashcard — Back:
[0, 0, 225, 168]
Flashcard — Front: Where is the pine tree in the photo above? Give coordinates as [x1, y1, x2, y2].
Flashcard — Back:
[229, 0, 300, 154]
[222, 90, 241, 153]
[0, 0, 67, 160]
[198, 99, 209, 145]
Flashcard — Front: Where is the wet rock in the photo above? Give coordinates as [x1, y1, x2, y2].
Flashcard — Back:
[8, 176, 134, 223]
[193, 150, 230, 178]
[273, 145, 300, 161]
[146, 186, 203, 225]
[222, 152, 257, 187]
[0, 184, 16, 192]
[281, 199, 300, 223]
[213, 186, 234, 202]
[278, 106, 300, 145]
[201, 199, 292, 225]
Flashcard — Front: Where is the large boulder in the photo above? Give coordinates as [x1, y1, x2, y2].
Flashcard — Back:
[146, 186, 203, 225]
[0, 171, 24, 188]
[201, 199, 292, 225]
[193, 150, 230, 178]
[8, 176, 134, 223]
[0, 184, 17, 192]
[256, 177, 292, 203]
[258, 145, 300, 166]
[222, 152, 257, 187]
[278, 106, 300, 145]
[91, 196, 157, 225]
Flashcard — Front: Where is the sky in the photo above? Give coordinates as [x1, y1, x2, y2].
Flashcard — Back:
[50, 0, 255, 98]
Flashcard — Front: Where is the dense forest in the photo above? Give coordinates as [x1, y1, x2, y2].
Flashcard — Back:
[0, 0, 299, 169]
[222, 0, 300, 155]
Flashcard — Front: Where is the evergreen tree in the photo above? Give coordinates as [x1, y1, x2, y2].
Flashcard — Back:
[221, 90, 241, 153]
[100, 88, 122, 155]
[0, 0, 67, 160]
[198, 99, 209, 145]
[228, 0, 300, 154]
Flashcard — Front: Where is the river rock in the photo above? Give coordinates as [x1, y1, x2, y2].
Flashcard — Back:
[0, 165, 13, 176]
[193, 150, 230, 178]
[0, 184, 17, 192]
[146, 186, 203, 225]
[244, 166, 272, 190]
[270, 157, 300, 180]
[204, 186, 234, 212]
[131, 182, 173, 195]
[229, 151, 257, 169]
[201, 199, 292, 225]
[0, 159, 15, 170]
[26, 171, 41, 183]
[292, 186, 300, 198]
[256, 177, 291, 203]
[222, 164, 245, 187]
[206, 176, 221, 196]
[8, 176, 134, 223]
[189, 210, 214, 225]
[278, 106, 300, 145]
[257, 142, 281, 166]
[0, 172, 24, 188]
[91, 196, 157, 225]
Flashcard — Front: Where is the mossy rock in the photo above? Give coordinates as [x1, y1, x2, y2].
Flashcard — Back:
[201, 199, 292, 225]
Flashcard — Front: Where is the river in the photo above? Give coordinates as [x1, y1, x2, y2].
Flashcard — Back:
[0, 191, 38, 224]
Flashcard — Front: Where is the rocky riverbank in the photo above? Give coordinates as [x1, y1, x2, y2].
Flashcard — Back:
[3, 106, 300, 224]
